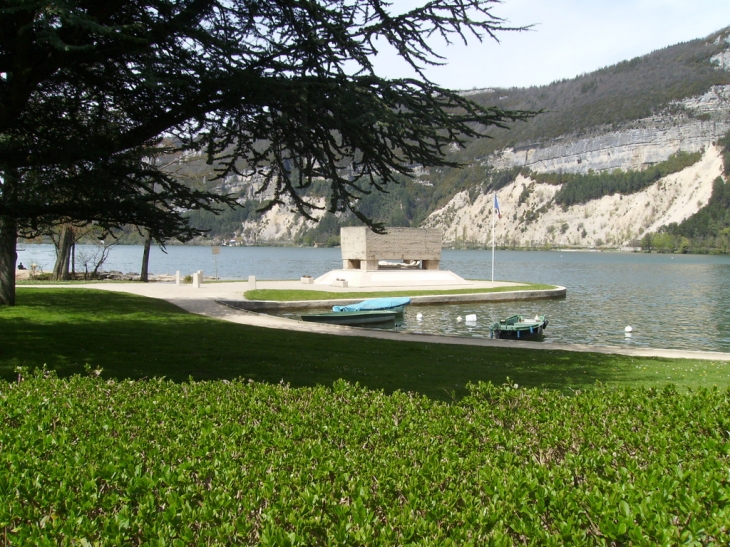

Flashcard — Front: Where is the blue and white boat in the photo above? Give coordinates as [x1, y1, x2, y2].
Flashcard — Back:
[332, 297, 411, 314]
[300, 298, 410, 326]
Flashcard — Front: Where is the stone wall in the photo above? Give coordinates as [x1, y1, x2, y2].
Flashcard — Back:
[340, 227, 442, 270]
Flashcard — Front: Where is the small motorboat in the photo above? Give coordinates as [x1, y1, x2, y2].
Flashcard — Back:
[301, 310, 398, 326]
[490, 315, 548, 339]
[332, 297, 410, 315]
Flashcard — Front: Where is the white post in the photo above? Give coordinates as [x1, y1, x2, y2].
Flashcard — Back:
[491, 193, 496, 282]
[248, 275, 256, 290]
[175, 270, 180, 286]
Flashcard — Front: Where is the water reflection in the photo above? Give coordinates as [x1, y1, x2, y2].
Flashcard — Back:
[274, 251, 730, 352]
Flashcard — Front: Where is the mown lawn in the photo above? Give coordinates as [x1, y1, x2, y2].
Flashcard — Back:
[244, 283, 558, 301]
[2, 289, 729, 398]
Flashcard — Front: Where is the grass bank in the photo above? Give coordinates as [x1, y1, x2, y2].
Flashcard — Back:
[244, 283, 558, 301]
[2, 289, 729, 397]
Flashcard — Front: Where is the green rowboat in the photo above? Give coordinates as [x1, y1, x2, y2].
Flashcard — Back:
[490, 315, 548, 339]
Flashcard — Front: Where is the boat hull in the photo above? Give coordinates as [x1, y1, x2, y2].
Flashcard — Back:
[301, 310, 398, 326]
[332, 297, 410, 314]
[492, 326, 545, 339]
[490, 315, 548, 340]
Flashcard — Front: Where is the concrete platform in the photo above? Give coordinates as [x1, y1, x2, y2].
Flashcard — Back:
[314, 268, 471, 288]
[225, 282, 566, 311]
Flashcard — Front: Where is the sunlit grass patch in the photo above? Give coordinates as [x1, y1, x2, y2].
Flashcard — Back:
[245, 283, 559, 301]
[2, 289, 729, 397]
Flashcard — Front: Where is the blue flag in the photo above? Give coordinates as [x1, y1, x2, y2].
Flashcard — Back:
[494, 194, 501, 219]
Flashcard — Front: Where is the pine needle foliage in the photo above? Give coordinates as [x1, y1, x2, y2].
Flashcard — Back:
[0, 0, 536, 305]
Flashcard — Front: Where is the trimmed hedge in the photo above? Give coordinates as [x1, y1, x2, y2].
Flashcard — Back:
[2, 373, 729, 545]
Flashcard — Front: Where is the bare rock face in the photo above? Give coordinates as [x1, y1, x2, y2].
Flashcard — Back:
[711, 33, 730, 70]
[424, 146, 725, 248]
[483, 33, 730, 178]
[207, 33, 730, 247]
[427, 35, 730, 248]
[488, 86, 730, 176]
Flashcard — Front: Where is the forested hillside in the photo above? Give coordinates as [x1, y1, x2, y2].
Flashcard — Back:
[461, 30, 730, 155]
[649, 131, 730, 253]
[178, 27, 730, 249]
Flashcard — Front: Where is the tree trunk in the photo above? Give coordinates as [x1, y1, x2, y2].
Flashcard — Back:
[52, 226, 74, 281]
[91, 243, 112, 279]
[140, 229, 152, 282]
[0, 215, 18, 306]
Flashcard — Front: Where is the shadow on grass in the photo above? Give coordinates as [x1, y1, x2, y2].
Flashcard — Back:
[0, 289, 705, 400]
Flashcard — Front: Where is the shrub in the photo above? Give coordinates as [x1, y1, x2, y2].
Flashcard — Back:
[3, 374, 728, 545]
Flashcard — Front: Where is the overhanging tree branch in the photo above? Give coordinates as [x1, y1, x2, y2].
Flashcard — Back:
[0, 0, 535, 305]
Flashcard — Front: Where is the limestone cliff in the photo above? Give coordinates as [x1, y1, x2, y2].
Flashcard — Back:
[206, 29, 730, 247]
[487, 85, 730, 176]
[423, 146, 724, 248]
[420, 31, 730, 247]
[240, 200, 325, 243]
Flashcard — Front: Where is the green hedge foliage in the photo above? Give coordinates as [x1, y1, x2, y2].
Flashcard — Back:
[2, 373, 729, 545]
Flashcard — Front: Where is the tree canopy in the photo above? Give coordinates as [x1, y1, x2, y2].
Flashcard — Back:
[0, 0, 530, 304]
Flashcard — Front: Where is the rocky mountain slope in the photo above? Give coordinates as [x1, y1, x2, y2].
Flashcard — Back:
[423, 146, 724, 248]
[488, 86, 730, 176]
[191, 27, 730, 248]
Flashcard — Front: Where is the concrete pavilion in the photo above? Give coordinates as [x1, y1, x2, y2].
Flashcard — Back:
[313, 227, 471, 288]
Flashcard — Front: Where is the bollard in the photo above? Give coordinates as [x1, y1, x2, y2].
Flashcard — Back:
[248, 275, 256, 290]
[192, 272, 201, 288]
[175, 271, 180, 286]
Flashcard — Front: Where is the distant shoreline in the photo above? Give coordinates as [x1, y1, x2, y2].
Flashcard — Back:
[16, 240, 728, 256]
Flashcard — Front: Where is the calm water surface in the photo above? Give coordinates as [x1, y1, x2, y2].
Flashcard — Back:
[17, 245, 730, 352]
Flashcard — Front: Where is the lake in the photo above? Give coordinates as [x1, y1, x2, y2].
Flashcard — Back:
[17, 244, 730, 353]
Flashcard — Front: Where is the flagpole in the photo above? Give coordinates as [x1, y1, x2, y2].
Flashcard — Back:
[491, 192, 495, 282]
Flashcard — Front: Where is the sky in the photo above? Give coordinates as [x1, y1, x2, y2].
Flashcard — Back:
[372, 0, 730, 90]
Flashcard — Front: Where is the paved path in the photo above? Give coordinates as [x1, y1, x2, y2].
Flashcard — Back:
[21, 280, 730, 362]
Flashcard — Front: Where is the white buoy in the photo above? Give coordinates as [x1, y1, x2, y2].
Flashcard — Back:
[624, 325, 633, 333]
[457, 316, 463, 322]
[416, 313, 423, 321]
[465, 314, 477, 322]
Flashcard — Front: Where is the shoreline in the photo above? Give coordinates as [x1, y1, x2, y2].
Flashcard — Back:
[16, 241, 729, 255]
[16, 280, 730, 362]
